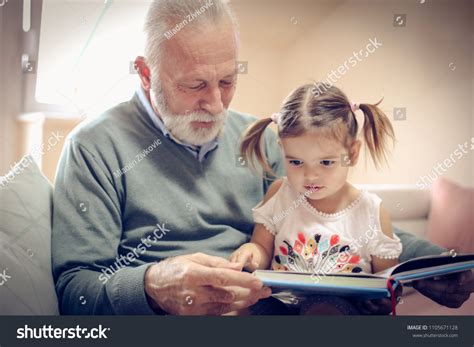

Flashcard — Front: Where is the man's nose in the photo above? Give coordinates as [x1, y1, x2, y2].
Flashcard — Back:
[201, 87, 224, 116]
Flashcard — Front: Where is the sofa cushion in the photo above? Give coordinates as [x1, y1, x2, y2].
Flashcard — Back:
[0, 155, 59, 314]
[359, 184, 431, 240]
[357, 184, 431, 221]
[426, 178, 474, 254]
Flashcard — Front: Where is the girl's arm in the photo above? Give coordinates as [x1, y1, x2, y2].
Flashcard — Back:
[371, 203, 399, 273]
[230, 179, 283, 271]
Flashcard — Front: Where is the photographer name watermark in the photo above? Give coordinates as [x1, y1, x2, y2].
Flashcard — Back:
[113, 138, 162, 178]
[271, 187, 318, 225]
[164, 0, 214, 40]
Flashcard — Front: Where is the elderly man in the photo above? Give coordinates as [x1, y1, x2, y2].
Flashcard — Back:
[52, 0, 472, 315]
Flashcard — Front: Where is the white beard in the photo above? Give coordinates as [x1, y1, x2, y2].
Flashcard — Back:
[160, 109, 227, 146]
[150, 80, 227, 146]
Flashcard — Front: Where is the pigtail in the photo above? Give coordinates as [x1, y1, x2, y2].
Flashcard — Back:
[240, 117, 276, 177]
[359, 99, 395, 168]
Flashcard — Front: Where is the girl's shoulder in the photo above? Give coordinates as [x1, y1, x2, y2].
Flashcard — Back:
[358, 189, 383, 208]
[345, 184, 382, 207]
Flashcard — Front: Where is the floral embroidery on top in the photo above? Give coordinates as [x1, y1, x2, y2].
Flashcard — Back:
[272, 231, 363, 274]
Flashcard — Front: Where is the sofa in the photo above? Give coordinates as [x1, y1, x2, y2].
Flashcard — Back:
[0, 156, 472, 315]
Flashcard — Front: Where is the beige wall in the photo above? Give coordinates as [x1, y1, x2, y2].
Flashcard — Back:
[2, 0, 473, 188]
[231, 0, 473, 187]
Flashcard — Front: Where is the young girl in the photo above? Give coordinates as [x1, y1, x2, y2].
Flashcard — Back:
[230, 83, 403, 315]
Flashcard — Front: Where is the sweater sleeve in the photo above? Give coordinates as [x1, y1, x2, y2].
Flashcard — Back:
[394, 227, 447, 263]
[52, 138, 156, 315]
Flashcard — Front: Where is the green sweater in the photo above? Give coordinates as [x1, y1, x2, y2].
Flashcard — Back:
[52, 93, 284, 314]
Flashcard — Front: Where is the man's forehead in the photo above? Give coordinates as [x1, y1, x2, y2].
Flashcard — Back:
[177, 43, 237, 67]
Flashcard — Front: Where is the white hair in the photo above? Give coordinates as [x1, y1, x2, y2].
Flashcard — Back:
[143, 0, 240, 74]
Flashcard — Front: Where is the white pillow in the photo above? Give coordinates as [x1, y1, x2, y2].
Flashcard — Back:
[0, 155, 59, 315]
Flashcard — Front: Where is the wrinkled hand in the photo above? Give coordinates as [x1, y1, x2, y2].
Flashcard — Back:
[413, 270, 473, 309]
[229, 243, 261, 272]
[144, 252, 271, 315]
[354, 284, 403, 315]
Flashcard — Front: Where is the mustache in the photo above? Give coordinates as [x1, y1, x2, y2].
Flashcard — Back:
[179, 111, 227, 123]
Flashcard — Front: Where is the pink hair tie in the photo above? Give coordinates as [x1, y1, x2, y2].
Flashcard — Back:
[270, 113, 280, 124]
[351, 103, 360, 112]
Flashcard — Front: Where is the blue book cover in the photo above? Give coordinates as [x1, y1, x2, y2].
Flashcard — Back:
[253, 253, 474, 302]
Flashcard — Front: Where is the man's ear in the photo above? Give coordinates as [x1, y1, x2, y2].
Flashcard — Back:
[134, 56, 151, 91]
[349, 140, 362, 166]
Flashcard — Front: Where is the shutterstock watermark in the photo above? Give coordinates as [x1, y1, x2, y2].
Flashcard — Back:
[17, 325, 110, 340]
[310, 222, 381, 283]
[416, 136, 473, 190]
[0, 131, 64, 188]
[311, 37, 383, 97]
[99, 223, 171, 284]
[0, 268, 11, 286]
[113, 138, 162, 178]
[164, 0, 214, 40]
[0, 156, 34, 188]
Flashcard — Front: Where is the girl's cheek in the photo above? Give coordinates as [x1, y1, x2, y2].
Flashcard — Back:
[335, 168, 349, 181]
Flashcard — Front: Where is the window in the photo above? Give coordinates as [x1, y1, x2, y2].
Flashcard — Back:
[36, 0, 150, 116]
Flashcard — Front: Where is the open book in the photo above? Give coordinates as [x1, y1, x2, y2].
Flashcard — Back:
[253, 253, 474, 304]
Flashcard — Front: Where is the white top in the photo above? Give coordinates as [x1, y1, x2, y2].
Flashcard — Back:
[252, 177, 403, 274]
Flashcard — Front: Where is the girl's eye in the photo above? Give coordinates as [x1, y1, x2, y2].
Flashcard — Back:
[320, 160, 335, 166]
[289, 160, 303, 166]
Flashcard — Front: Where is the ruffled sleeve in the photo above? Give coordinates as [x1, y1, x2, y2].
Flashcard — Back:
[367, 230, 403, 259]
[252, 178, 299, 237]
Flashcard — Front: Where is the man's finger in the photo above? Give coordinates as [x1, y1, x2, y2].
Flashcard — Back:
[361, 300, 382, 314]
[197, 286, 236, 305]
[196, 266, 263, 289]
[219, 297, 265, 314]
[222, 285, 272, 302]
[354, 297, 393, 315]
[442, 293, 471, 308]
[191, 253, 241, 270]
[202, 303, 231, 316]
[354, 301, 371, 315]
[372, 298, 393, 314]
[458, 270, 474, 289]
[201, 288, 271, 315]
[201, 301, 257, 316]
[413, 278, 449, 294]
